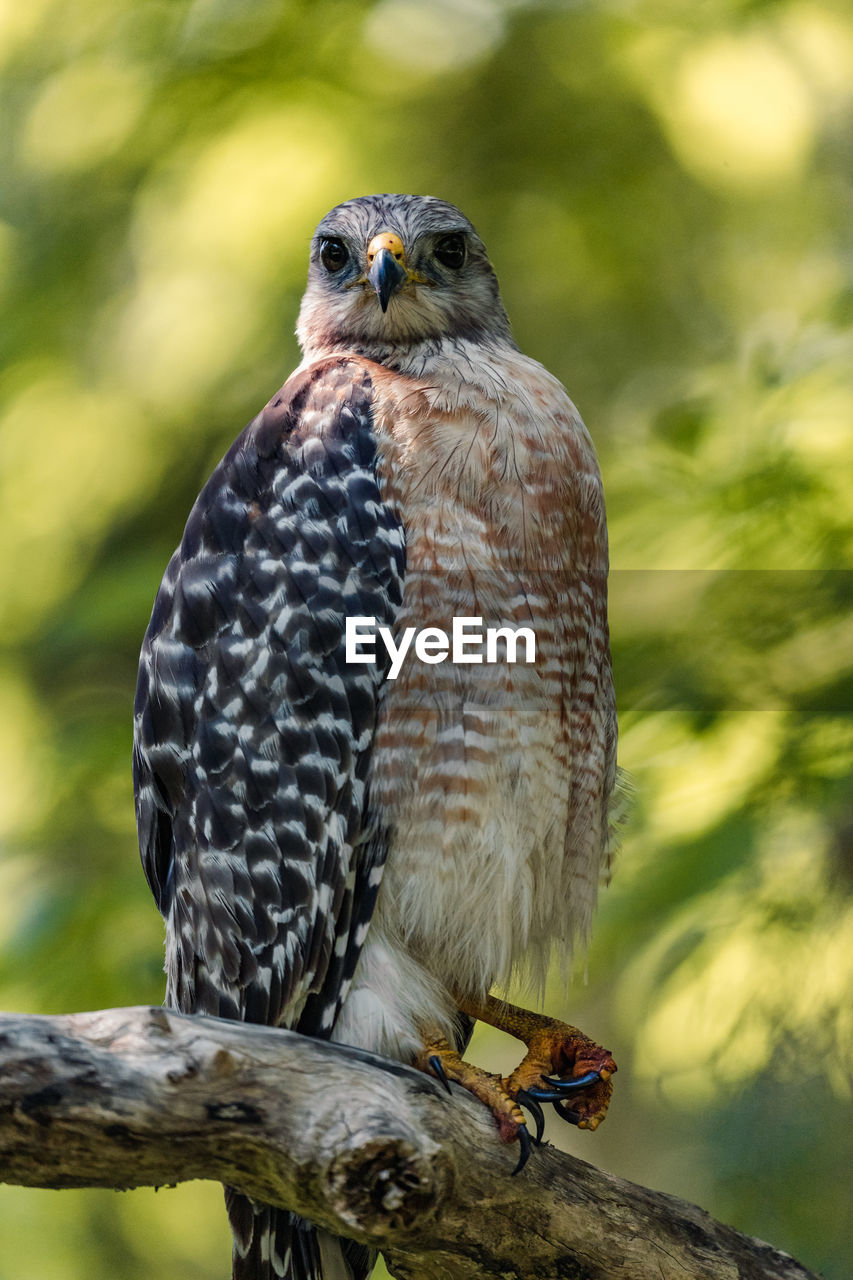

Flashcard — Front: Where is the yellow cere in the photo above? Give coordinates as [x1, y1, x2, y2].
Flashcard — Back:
[366, 231, 406, 265]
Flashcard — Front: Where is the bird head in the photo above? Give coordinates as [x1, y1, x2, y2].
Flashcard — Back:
[296, 193, 513, 359]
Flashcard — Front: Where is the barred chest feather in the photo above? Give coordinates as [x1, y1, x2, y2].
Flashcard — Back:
[332, 340, 614, 1055]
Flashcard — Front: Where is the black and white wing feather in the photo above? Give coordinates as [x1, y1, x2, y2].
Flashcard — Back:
[133, 356, 404, 1280]
[134, 356, 404, 1034]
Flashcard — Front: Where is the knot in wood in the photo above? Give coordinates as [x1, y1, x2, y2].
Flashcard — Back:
[326, 1136, 443, 1239]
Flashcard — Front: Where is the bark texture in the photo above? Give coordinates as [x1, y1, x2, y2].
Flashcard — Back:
[0, 1006, 821, 1280]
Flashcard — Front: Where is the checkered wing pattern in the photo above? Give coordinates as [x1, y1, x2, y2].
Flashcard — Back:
[132, 356, 404, 1280]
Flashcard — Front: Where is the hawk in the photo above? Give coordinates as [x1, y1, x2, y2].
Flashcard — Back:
[134, 193, 619, 1280]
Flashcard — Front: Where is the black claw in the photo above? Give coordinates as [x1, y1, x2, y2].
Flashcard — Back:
[520, 1085, 566, 1103]
[428, 1054, 453, 1096]
[552, 1099, 582, 1127]
[515, 1090, 545, 1144]
[540, 1069, 601, 1093]
[511, 1123, 532, 1176]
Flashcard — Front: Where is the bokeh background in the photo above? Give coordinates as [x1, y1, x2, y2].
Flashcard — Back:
[1, 0, 851, 1276]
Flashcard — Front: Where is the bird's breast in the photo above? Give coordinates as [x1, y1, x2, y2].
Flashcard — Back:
[360, 346, 604, 995]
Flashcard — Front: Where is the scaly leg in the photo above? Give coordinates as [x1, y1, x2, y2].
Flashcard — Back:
[414, 1033, 534, 1175]
[459, 993, 616, 1132]
[415, 998, 616, 1174]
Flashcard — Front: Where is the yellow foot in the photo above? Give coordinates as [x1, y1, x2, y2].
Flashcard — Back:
[504, 1021, 616, 1133]
[415, 1035, 533, 1174]
[457, 994, 617, 1138]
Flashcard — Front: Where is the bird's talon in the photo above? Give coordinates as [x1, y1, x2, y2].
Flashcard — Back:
[552, 1099, 582, 1127]
[515, 1090, 545, 1144]
[428, 1053, 453, 1096]
[417, 1009, 615, 1158]
[540, 1069, 602, 1092]
[511, 1123, 532, 1176]
[519, 1085, 565, 1103]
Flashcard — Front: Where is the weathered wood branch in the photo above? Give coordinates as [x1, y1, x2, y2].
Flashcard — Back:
[0, 1006, 819, 1280]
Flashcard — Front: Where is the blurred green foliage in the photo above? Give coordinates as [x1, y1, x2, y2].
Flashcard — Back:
[0, 0, 851, 1277]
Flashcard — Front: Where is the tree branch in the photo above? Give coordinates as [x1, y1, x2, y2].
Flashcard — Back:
[0, 1006, 819, 1280]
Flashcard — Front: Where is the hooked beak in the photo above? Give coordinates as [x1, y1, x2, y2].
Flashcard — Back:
[366, 233, 408, 312]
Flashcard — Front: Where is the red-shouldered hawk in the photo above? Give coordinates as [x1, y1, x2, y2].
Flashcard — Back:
[134, 194, 619, 1280]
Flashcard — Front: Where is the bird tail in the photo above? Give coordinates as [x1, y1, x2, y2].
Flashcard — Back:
[226, 1189, 374, 1280]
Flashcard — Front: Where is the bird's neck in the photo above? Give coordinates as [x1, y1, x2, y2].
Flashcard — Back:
[298, 332, 519, 380]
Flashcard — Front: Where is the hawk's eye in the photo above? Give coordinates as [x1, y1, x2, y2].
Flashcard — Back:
[320, 238, 349, 272]
[434, 233, 466, 270]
